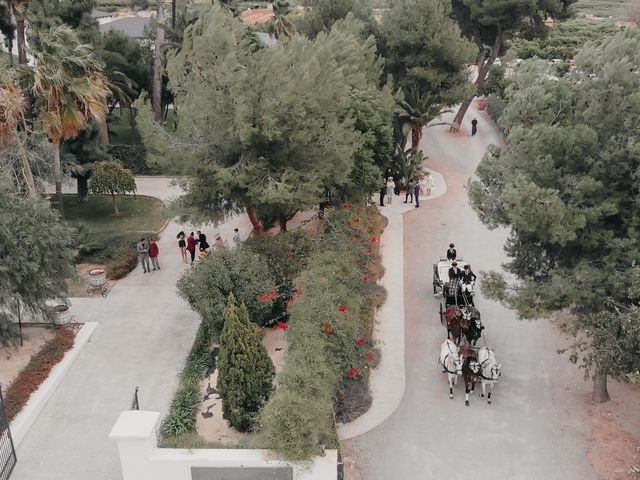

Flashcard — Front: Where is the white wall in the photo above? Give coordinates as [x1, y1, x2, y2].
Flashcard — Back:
[109, 411, 338, 480]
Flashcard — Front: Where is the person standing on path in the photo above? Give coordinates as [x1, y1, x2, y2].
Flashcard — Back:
[404, 178, 415, 204]
[137, 238, 150, 273]
[214, 233, 226, 251]
[393, 169, 401, 196]
[177, 231, 187, 263]
[233, 228, 241, 247]
[149, 238, 160, 271]
[424, 171, 434, 196]
[186, 232, 197, 265]
[413, 180, 420, 208]
[379, 183, 386, 207]
[471, 118, 478, 136]
[386, 177, 395, 205]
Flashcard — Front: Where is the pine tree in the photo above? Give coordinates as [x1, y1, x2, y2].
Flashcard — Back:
[217, 294, 275, 432]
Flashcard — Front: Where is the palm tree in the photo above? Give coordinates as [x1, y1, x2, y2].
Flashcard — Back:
[31, 26, 109, 216]
[8, 0, 30, 64]
[0, 60, 36, 196]
[268, 0, 295, 39]
[0, 2, 15, 66]
[397, 87, 451, 153]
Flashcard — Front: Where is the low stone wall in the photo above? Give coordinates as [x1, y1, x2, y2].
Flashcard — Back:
[109, 411, 338, 480]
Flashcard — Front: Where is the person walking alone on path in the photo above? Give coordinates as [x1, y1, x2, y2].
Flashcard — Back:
[471, 118, 478, 136]
[424, 171, 434, 196]
[379, 183, 386, 207]
[233, 228, 241, 247]
[386, 177, 395, 204]
[149, 238, 160, 271]
[177, 231, 187, 263]
[413, 180, 421, 208]
[137, 238, 150, 273]
[186, 232, 197, 265]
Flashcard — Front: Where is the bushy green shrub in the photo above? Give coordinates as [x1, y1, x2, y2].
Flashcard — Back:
[107, 144, 160, 175]
[217, 295, 275, 432]
[178, 248, 275, 333]
[105, 252, 138, 280]
[486, 94, 507, 126]
[257, 205, 386, 460]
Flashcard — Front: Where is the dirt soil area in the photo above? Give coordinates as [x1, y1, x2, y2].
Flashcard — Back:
[588, 381, 640, 479]
[0, 326, 55, 388]
[196, 326, 287, 444]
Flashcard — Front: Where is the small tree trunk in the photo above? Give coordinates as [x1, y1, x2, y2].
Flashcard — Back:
[246, 207, 263, 234]
[8, 38, 14, 66]
[452, 100, 473, 130]
[15, 16, 27, 65]
[152, 1, 166, 122]
[98, 115, 110, 145]
[411, 125, 422, 152]
[77, 176, 89, 203]
[593, 372, 610, 404]
[53, 142, 64, 218]
[171, 0, 176, 29]
[111, 192, 119, 215]
[15, 134, 37, 197]
[278, 215, 288, 233]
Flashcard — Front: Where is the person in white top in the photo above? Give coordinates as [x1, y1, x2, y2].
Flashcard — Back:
[386, 177, 395, 204]
[424, 171, 434, 196]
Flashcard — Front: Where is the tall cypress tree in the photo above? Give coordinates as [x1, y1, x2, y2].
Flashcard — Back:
[217, 294, 275, 432]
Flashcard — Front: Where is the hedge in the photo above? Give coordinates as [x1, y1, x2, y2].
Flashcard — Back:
[107, 144, 161, 175]
[256, 205, 386, 460]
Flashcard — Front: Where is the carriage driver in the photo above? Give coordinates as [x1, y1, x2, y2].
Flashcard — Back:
[446, 243, 457, 261]
[461, 264, 477, 293]
[448, 261, 463, 280]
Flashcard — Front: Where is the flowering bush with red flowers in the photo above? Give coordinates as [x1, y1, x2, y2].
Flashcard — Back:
[258, 206, 387, 461]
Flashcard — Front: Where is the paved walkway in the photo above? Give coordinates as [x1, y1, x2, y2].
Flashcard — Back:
[343, 105, 596, 479]
[12, 178, 251, 480]
[339, 171, 446, 439]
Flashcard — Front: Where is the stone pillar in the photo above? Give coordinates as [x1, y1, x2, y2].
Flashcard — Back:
[109, 411, 160, 480]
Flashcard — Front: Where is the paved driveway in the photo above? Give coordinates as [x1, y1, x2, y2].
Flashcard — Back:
[343, 106, 597, 480]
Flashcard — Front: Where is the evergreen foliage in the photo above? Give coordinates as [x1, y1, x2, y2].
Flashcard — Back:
[136, 5, 393, 228]
[295, 0, 373, 39]
[0, 176, 75, 344]
[177, 247, 275, 333]
[469, 29, 640, 401]
[217, 294, 275, 432]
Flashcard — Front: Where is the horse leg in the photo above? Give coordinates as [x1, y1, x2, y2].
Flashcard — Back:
[448, 374, 454, 399]
[465, 385, 470, 406]
[480, 381, 486, 398]
[487, 384, 492, 405]
[470, 379, 475, 395]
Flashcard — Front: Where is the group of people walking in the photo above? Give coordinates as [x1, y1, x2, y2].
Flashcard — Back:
[136, 238, 161, 274]
[177, 228, 242, 265]
[380, 169, 434, 208]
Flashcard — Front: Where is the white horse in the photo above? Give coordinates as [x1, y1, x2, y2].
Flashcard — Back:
[477, 347, 501, 404]
[439, 339, 462, 399]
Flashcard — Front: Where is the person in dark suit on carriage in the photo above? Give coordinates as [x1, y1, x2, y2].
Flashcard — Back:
[461, 264, 477, 294]
[448, 261, 462, 280]
[446, 243, 457, 260]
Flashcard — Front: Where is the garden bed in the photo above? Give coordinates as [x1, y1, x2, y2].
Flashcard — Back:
[1, 326, 77, 420]
[161, 205, 387, 458]
[0, 326, 55, 389]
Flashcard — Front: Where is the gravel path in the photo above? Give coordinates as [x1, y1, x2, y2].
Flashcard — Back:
[343, 105, 597, 480]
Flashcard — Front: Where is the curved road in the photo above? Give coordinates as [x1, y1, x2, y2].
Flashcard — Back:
[344, 105, 597, 479]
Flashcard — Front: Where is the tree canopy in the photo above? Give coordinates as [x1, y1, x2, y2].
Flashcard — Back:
[450, 0, 576, 126]
[90, 160, 136, 214]
[469, 29, 640, 402]
[137, 5, 393, 230]
[0, 175, 75, 344]
[295, 0, 373, 39]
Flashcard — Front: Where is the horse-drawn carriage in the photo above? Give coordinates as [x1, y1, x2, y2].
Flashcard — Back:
[432, 257, 474, 324]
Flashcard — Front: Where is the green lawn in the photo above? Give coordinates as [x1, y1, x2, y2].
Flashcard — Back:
[108, 111, 142, 145]
[62, 194, 166, 233]
[57, 194, 166, 265]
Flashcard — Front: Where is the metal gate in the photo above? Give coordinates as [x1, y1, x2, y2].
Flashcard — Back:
[0, 385, 16, 480]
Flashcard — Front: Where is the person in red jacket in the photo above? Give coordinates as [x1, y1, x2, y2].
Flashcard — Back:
[149, 238, 160, 271]
[186, 232, 197, 265]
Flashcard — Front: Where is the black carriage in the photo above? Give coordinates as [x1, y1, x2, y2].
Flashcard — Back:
[432, 258, 474, 324]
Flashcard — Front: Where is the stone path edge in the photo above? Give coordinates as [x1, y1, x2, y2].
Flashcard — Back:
[11, 322, 99, 447]
[338, 168, 446, 440]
